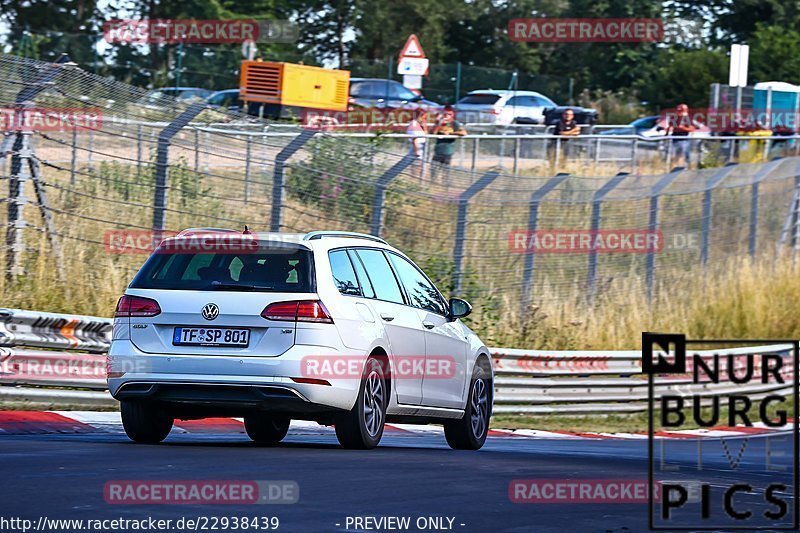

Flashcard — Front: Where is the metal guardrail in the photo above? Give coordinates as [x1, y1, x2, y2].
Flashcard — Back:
[0, 309, 793, 414]
[0, 308, 112, 352]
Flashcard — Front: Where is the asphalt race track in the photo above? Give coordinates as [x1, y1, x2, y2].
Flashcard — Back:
[0, 416, 795, 533]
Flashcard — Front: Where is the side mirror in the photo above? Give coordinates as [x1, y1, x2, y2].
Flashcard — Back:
[449, 297, 472, 320]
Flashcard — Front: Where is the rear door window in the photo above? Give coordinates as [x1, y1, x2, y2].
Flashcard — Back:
[329, 250, 361, 296]
[348, 249, 375, 298]
[354, 249, 404, 304]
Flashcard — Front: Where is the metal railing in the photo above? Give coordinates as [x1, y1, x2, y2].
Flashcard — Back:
[0, 309, 793, 415]
[56, 116, 800, 175]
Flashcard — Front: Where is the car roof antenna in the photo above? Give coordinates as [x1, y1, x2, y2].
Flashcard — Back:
[243, 225, 252, 234]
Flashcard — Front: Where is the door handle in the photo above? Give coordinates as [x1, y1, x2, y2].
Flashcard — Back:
[380, 313, 394, 322]
[422, 321, 435, 330]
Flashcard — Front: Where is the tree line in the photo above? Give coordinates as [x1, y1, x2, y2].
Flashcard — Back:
[1, 0, 798, 111]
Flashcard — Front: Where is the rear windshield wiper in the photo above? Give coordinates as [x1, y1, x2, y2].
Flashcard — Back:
[208, 281, 276, 291]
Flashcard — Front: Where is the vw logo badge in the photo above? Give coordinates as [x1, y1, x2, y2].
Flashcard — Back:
[201, 303, 220, 321]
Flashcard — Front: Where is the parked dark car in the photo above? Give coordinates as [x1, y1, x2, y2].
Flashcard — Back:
[144, 87, 214, 104]
[349, 78, 440, 112]
[543, 106, 598, 128]
[206, 89, 243, 111]
[206, 89, 268, 118]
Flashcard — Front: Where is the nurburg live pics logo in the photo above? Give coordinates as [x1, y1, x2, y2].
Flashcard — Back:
[643, 332, 800, 530]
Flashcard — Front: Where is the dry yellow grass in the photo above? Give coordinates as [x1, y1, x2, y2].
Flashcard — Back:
[3, 229, 800, 351]
[469, 253, 800, 349]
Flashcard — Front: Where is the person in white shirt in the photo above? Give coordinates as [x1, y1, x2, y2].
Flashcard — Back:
[406, 108, 428, 180]
[406, 109, 428, 158]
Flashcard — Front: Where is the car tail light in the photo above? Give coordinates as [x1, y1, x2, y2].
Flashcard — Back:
[115, 295, 161, 318]
[291, 377, 331, 386]
[261, 300, 333, 323]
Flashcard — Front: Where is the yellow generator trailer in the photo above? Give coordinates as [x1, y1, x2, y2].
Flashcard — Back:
[239, 60, 350, 120]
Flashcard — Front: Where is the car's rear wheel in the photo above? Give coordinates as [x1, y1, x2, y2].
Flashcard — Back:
[444, 366, 491, 450]
[120, 400, 173, 444]
[335, 357, 387, 449]
[244, 415, 291, 445]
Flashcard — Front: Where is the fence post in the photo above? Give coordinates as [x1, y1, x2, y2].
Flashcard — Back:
[193, 128, 200, 172]
[244, 135, 252, 203]
[749, 157, 783, 257]
[594, 136, 601, 165]
[70, 128, 77, 185]
[587, 172, 629, 302]
[554, 137, 561, 168]
[3, 54, 71, 281]
[152, 102, 207, 235]
[452, 170, 500, 294]
[270, 129, 316, 232]
[520, 173, 570, 314]
[6, 125, 29, 280]
[87, 129, 94, 171]
[370, 154, 417, 237]
[646, 167, 685, 301]
[665, 138, 672, 170]
[700, 162, 738, 266]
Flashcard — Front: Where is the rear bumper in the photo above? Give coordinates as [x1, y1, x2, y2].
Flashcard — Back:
[107, 340, 362, 412]
[113, 382, 341, 415]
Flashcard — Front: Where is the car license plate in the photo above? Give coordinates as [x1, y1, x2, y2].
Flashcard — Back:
[172, 327, 250, 347]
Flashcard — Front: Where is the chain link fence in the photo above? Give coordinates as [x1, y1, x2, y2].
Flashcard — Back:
[2, 54, 800, 320]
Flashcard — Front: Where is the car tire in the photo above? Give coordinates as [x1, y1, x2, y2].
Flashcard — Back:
[244, 415, 291, 445]
[335, 357, 387, 449]
[120, 400, 173, 444]
[444, 366, 491, 450]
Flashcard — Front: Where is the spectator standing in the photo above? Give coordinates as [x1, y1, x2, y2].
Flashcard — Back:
[431, 105, 467, 180]
[665, 103, 696, 167]
[552, 109, 581, 165]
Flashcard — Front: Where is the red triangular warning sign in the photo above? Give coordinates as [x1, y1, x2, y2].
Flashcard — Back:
[399, 34, 425, 59]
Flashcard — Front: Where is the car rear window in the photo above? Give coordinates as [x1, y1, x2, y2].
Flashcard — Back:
[458, 94, 501, 105]
[130, 248, 314, 292]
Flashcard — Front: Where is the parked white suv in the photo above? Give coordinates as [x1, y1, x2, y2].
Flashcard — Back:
[108, 230, 493, 450]
[455, 89, 557, 125]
